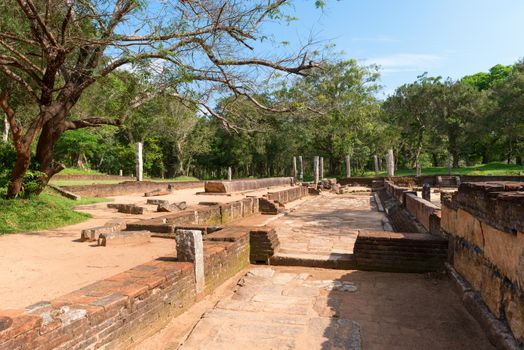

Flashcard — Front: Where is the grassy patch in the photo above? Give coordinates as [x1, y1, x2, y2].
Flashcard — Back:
[59, 167, 105, 176]
[49, 179, 124, 186]
[0, 190, 109, 235]
[50, 175, 200, 187]
[360, 162, 524, 177]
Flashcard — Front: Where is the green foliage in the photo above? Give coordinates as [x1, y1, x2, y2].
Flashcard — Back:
[0, 190, 108, 234]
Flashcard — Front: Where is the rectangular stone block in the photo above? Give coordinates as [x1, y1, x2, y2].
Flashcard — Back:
[176, 229, 204, 294]
[97, 231, 151, 246]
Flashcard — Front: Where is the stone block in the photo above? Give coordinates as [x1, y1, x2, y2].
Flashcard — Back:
[146, 199, 169, 206]
[157, 201, 187, 212]
[455, 208, 484, 249]
[98, 231, 151, 246]
[482, 223, 524, 286]
[176, 229, 204, 294]
[503, 287, 524, 345]
[80, 219, 127, 242]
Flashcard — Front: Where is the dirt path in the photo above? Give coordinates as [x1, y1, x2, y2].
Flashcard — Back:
[0, 185, 293, 310]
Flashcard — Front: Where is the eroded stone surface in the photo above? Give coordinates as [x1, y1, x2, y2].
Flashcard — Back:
[176, 267, 495, 350]
[270, 193, 384, 264]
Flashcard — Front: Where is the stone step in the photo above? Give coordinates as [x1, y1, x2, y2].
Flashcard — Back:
[270, 252, 356, 270]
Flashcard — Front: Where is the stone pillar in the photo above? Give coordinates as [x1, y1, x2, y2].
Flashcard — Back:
[447, 154, 452, 175]
[386, 149, 395, 177]
[292, 156, 297, 180]
[228, 167, 232, 181]
[298, 156, 303, 181]
[345, 155, 351, 178]
[373, 155, 379, 175]
[416, 162, 421, 177]
[2, 117, 9, 142]
[135, 142, 143, 181]
[319, 157, 324, 179]
[176, 229, 205, 295]
[422, 183, 431, 202]
[313, 156, 319, 184]
[119, 169, 123, 177]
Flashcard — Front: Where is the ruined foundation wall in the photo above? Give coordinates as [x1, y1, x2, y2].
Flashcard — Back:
[0, 227, 253, 350]
[62, 180, 202, 197]
[204, 177, 293, 193]
[441, 182, 524, 347]
[267, 185, 309, 205]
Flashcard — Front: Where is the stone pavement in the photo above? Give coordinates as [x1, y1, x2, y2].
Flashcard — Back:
[269, 193, 385, 266]
[176, 266, 495, 350]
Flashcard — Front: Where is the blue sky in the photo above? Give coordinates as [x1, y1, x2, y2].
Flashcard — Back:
[262, 0, 524, 96]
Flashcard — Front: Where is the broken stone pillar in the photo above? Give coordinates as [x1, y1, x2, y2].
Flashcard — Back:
[228, 167, 232, 181]
[373, 155, 379, 175]
[422, 183, 431, 202]
[320, 157, 324, 179]
[2, 117, 8, 142]
[176, 229, 205, 295]
[416, 162, 421, 177]
[345, 155, 351, 178]
[386, 149, 395, 177]
[298, 156, 304, 181]
[292, 156, 297, 180]
[313, 156, 319, 184]
[135, 142, 143, 181]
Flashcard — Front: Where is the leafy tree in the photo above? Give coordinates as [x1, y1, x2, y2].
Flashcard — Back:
[0, 0, 319, 198]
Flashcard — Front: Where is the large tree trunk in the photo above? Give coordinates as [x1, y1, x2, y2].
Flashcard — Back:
[34, 119, 66, 192]
[7, 150, 31, 198]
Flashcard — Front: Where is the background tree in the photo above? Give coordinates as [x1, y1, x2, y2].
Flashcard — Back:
[0, 0, 319, 198]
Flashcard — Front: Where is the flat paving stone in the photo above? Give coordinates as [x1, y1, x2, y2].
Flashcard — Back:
[270, 193, 384, 265]
[177, 266, 495, 350]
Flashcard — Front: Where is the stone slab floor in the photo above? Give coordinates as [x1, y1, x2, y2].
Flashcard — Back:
[269, 193, 385, 263]
[138, 266, 495, 350]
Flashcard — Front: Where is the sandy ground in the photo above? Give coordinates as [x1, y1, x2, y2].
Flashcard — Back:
[136, 265, 495, 350]
[0, 185, 293, 310]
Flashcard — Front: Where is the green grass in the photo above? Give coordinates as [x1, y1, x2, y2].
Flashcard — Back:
[49, 179, 124, 186]
[360, 162, 524, 177]
[58, 167, 105, 176]
[0, 190, 109, 235]
[50, 175, 201, 187]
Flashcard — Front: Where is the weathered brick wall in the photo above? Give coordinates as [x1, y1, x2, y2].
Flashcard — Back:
[204, 177, 293, 193]
[267, 185, 308, 205]
[0, 258, 196, 350]
[442, 182, 524, 346]
[404, 193, 440, 232]
[0, 226, 254, 350]
[62, 181, 202, 197]
[127, 197, 259, 234]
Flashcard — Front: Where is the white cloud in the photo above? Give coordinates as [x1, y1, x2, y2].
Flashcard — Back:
[363, 53, 444, 73]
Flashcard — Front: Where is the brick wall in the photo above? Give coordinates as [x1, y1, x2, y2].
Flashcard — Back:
[267, 186, 308, 205]
[441, 182, 524, 347]
[0, 226, 254, 350]
[404, 193, 440, 232]
[204, 177, 293, 193]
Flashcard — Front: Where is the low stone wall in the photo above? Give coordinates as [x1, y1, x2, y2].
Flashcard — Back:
[62, 181, 202, 197]
[267, 185, 308, 205]
[338, 177, 382, 187]
[441, 182, 524, 347]
[127, 197, 259, 234]
[204, 177, 293, 193]
[404, 193, 440, 232]
[0, 227, 253, 350]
